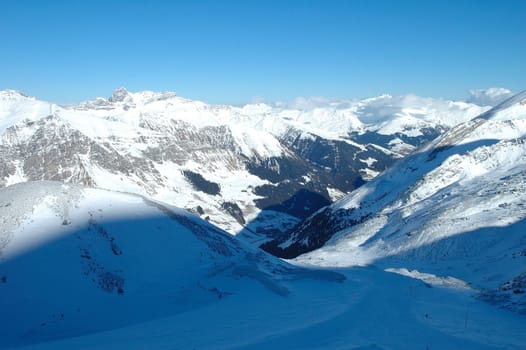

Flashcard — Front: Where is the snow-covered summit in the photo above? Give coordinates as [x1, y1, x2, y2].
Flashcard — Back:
[1, 87, 490, 141]
[108, 87, 132, 103]
[0, 89, 30, 101]
[67, 87, 490, 139]
[0, 90, 52, 134]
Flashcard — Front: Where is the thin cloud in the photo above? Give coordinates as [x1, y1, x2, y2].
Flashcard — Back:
[467, 87, 514, 107]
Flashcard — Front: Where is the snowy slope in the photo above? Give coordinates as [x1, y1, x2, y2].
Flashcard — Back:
[0, 88, 488, 241]
[1, 182, 525, 350]
[281, 91, 526, 312]
[0, 90, 52, 134]
[0, 186, 526, 350]
[0, 181, 343, 348]
[8, 267, 526, 350]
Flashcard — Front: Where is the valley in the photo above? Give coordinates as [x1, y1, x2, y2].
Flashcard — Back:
[0, 89, 525, 349]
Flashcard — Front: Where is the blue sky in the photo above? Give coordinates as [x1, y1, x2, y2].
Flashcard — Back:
[1, 0, 525, 105]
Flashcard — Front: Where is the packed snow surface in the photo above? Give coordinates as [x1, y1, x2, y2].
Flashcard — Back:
[0, 181, 525, 349]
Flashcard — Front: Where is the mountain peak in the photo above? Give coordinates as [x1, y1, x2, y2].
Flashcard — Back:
[108, 87, 131, 103]
[0, 89, 31, 100]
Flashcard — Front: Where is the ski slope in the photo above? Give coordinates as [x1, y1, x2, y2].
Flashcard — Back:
[1, 182, 525, 349]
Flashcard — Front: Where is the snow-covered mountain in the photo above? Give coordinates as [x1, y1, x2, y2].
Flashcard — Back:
[0, 88, 487, 243]
[0, 181, 345, 348]
[265, 91, 526, 312]
[1, 182, 524, 350]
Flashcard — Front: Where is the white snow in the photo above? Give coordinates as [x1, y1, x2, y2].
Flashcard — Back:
[294, 91, 526, 318]
[0, 90, 53, 134]
[0, 87, 491, 238]
[353, 94, 488, 135]
[0, 88, 494, 236]
[385, 268, 470, 289]
[1, 87, 490, 146]
[326, 187, 347, 202]
[4, 160, 26, 186]
[1, 86, 526, 350]
[4, 260, 524, 350]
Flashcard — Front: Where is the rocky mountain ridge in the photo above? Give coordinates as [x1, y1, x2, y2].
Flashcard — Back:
[0, 88, 488, 242]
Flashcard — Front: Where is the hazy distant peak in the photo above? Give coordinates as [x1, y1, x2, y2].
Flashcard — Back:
[109, 87, 131, 103]
[0, 89, 31, 100]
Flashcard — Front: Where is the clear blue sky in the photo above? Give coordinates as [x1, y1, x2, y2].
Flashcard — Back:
[1, 0, 525, 105]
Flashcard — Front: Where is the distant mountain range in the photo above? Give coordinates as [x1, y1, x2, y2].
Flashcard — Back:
[0, 88, 489, 244]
